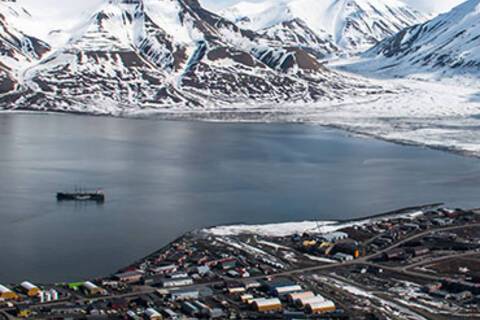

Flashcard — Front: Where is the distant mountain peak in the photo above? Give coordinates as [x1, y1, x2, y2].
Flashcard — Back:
[220, 0, 428, 54]
[360, 0, 480, 76]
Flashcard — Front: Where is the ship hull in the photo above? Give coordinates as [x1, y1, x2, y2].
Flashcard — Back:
[56, 193, 105, 203]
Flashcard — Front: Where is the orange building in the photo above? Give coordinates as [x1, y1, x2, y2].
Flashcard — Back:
[21, 281, 41, 297]
[252, 298, 282, 312]
[0, 284, 18, 300]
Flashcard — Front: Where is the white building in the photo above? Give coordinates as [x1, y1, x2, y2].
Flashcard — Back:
[321, 232, 348, 243]
[145, 308, 162, 320]
[21, 281, 41, 297]
[273, 285, 303, 296]
[161, 277, 193, 288]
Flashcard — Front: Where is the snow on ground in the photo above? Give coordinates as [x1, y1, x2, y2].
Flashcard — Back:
[208, 220, 338, 237]
[150, 69, 480, 159]
[316, 275, 429, 320]
[304, 254, 336, 263]
[205, 210, 424, 236]
[303, 74, 480, 157]
[257, 240, 291, 250]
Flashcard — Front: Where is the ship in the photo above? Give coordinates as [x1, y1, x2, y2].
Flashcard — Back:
[56, 189, 105, 203]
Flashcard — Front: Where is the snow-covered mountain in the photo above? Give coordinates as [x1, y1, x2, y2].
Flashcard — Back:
[220, 0, 428, 55]
[0, 0, 384, 113]
[0, 0, 49, 93]
[360, 0, 480, 76]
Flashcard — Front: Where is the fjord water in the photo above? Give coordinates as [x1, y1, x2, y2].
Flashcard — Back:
[1, 114, 480, 283]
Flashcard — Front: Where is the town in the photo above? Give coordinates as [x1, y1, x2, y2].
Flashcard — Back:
[1, 204, 480, 319]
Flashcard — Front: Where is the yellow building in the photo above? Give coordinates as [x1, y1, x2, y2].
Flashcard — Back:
[241, 294, 254, 303]
[287, 291, 314, 303]
[83, 281, 106, 296]
[21, 281, 41, 297]
[18, 309, 32, 318]
[303, 240, 317, 248]
[0, 284, 18, 300]
[252, 298, 282, 312]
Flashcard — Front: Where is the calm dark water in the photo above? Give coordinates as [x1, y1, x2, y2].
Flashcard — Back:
[1, 113, 480, 283]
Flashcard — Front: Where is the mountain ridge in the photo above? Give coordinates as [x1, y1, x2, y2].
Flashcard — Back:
[220, 0, 428, 55]
[0, 0, 385, 113]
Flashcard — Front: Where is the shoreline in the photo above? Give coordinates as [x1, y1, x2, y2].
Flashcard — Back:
[203, 203, 443, 237]
[1, 109, 478, 160]
[89, 203, 447, 285]
[1, 203, 445, 286]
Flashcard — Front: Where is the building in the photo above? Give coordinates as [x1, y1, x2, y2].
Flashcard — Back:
[170, 289, 199, 300]
[0, 284, 18, 300]
[114, 270, 144, 283]
[244, 280, 261, 289]
[192, 300, 211, 315]
[144, 308, 163, 320]
[240, 294, 254, 303]
[332, 242, 363, 258]
[265, 278, 296, 294]
[333, 253, 354, 262]
[83, 281, 107, 296]
[17, 308, 32, 318]
[195, 265, 210, 276]
[382, 249, 405, 261]
[273, 285, 303, 296]
[170, 272, 189, 279]
[227, 282, 246, 294]
[296, 295, 326, 307]
[303, 240, 317, 249]
[219, 259, 237, 270]
[160, 277, 193, 288]
[151, 264, 177, 275]
[287, 291, 314, 303]
[40, 289, 59, 303]
[207, 308, 224, 318]
[181, 301, 199, 316]
[306, 300, 336, 314]
[408, 247, 430, 257]
[126, 310, 142, 320]
[252, 298, 282, 312]
[321, 232, 348, 243]
[21, 281, 41, 297]
[162, 309, 179, 319]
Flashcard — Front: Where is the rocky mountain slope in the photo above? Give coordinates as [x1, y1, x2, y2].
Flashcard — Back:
[0, 1, 49, 93]
[0, 0, 384, 113]
[360, 0, 480, 76]
[220, 0, 428, 55]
